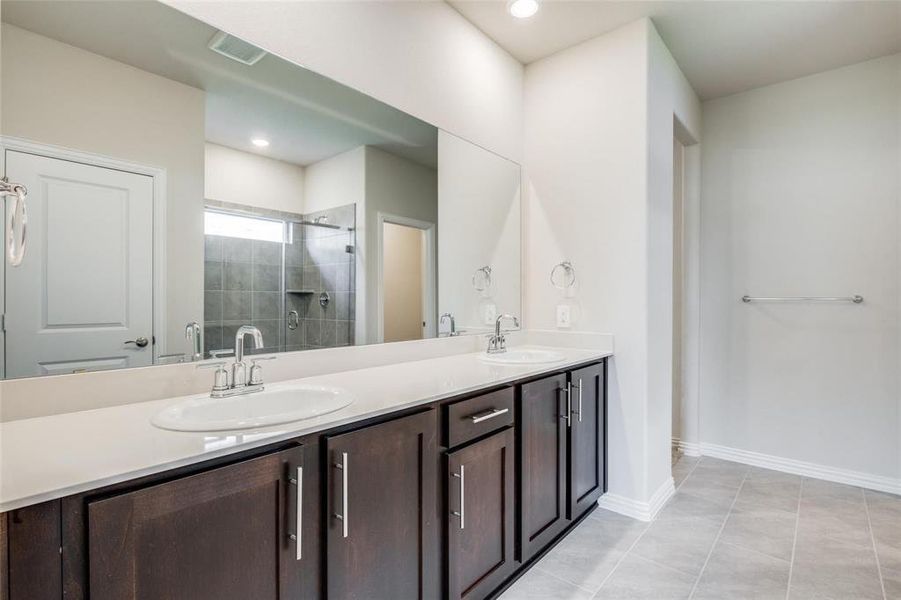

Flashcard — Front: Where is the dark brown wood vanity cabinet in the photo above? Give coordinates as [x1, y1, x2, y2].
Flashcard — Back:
[86, 444, 318, 600]
[518, 361, 608, 561]
[518, 373, 569, 561]
[568, 362, 607, 519]
[444, 388, 516, 600]
[324, 409, 440, 600]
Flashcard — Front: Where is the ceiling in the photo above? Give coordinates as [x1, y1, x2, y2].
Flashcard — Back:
[2, 0, 438, 167]
[448, 0, 901, 100]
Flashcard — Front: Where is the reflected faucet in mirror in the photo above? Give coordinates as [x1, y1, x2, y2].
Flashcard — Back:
[487, 314, 519, 354]
[185, 321, 203, 362]
[439, 313, 458, 337]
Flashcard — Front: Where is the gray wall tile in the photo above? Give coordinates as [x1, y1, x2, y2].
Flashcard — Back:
[223, 291, 252, 321]
[224, 262, 252, 291]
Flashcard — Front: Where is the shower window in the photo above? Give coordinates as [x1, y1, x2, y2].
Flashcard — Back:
[203, 210, 288, 243]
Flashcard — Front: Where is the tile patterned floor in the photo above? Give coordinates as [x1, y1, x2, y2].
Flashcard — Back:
[500, 456, 901, 600]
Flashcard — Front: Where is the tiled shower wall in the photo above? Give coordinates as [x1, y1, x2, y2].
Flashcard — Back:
[286, 204, 356, 351]
[203, 201, 355, 357]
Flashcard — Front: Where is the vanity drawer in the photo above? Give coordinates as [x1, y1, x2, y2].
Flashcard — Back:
[444, 387, 514, 448]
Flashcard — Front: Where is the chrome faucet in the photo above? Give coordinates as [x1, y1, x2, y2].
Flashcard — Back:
[439, 312, 458, 337]
[185, 321, 203, 362]
[232, 325, 263, 389]
[487, 314, 519, 354]
[202, 325, 274, 398]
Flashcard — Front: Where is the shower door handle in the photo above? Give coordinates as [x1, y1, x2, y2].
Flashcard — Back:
[288, 310, 300, 330]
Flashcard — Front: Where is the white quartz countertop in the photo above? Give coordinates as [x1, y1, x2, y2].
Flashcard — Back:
[0, 346, 610, 512]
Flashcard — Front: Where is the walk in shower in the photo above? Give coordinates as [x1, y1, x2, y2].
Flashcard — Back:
[203, 200, 356, 357]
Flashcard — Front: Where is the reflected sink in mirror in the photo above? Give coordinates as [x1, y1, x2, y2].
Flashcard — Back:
[151, 384, 355, 432]
[478, 348, 565, 365]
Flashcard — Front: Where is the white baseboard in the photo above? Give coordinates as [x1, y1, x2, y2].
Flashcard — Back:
[672, 437, 701, 457]
[597, 477, 675, 522]
[699, 442, 901, 496]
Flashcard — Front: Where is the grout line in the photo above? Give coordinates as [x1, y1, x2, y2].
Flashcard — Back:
[686, 467, 751, 600]
[593, 455, 703, 595]
[863, 489, 888, 600]
[532, 564, 598, 594]
[784, 477, 804, 600]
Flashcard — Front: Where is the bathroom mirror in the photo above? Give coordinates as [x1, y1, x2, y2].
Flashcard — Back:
[0, 0, 521, 379]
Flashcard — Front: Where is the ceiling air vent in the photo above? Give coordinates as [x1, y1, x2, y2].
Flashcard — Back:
[207, 31, 267, 66]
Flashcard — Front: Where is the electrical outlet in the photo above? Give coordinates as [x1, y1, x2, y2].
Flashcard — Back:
[484, 303, 497, 325]
[556, 304, 571, 328]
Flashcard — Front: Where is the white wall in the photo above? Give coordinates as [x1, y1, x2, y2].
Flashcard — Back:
[700, 54, 901, 483]
[438, 131, 521, 332]
[645, 25, 702, 496]
[364, 147, 438, 344]
[204, 143, 304, 213]
[524, 19, 700, 511]
[1, 24, 205, 357]
[167, 0, 524, 163]
[304, 147, 367, 342]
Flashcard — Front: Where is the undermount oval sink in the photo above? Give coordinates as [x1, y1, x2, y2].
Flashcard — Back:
[478, 348, 566, 365]
[151, 384, 355, 432]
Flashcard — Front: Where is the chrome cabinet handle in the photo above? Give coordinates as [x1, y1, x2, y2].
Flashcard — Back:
[288, 465, 303, 560]
[451, 464, 465, 530]
[470, 407, 509, 424]
[334, 452, 349, 538]
[571, 378, 583, 423]
[124, 336, 149, 348]
[561, 385, 572, 426]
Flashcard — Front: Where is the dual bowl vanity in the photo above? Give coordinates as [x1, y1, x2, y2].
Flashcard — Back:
[0, 346, 609, 600]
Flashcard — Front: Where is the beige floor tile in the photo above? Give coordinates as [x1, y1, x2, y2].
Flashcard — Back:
[693, 541, 791, 600]
[593, 554, 695, 600]
[499, 567, 594, 600]
[720, 505, 798, 561]
[630, 513, 722, 577]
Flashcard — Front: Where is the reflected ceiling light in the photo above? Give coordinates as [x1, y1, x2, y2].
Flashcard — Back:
[251, 138, 270, 148]
[508, 0, 539, 19]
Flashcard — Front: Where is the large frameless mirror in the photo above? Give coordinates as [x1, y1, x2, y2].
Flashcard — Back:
[0, 0, 521, 379]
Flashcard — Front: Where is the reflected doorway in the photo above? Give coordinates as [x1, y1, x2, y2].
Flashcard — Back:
[378, 215, 436, 343]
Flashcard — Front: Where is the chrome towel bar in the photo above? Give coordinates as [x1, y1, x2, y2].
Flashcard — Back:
[741, 295, 863, 304]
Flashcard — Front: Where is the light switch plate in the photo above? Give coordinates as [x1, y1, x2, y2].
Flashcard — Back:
[556, 304, 571, 328]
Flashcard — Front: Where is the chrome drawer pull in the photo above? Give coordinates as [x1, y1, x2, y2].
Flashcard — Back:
[470, 407, 509, 424]
[288, 466, 303, 560]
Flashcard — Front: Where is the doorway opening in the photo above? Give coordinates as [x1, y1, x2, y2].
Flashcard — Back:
[377, 214, 436, 343]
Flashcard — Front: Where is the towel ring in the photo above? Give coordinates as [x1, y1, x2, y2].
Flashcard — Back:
[550, 261, 576, 290]
[472, 265, 492, 292]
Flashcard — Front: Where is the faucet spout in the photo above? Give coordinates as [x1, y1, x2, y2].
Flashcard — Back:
[235, 325, 263, 364]
[488, 314, 519, 354]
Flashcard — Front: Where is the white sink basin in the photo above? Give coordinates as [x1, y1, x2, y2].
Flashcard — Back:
[152, 384, 355, 432]
[479, 348, 566, 365]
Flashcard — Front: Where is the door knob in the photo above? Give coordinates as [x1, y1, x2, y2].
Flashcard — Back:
[125, 336, 149, 348]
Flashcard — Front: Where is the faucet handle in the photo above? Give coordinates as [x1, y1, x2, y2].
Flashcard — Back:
[198, 361, 230, 392]
[248, 356, 275, 386]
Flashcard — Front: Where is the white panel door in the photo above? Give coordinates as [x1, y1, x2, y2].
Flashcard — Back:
[5, 150, 154, 378]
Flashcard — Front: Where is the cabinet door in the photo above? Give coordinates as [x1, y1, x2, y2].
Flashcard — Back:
[447, 427, 515, 600]
[5, 501, 61, 600]
[518, 373, 568, 561]
[87, 445, 310, 600]
[569, 362, 607, 519]
[325, 410, 439, 600]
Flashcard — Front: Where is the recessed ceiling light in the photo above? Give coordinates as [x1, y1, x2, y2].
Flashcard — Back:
[251, 138, 270, 148]
[508, 0, 539, 19]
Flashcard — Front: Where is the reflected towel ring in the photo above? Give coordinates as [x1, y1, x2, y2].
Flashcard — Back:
[1, 178, 27, 267]
[550, 261, 576, 290]
[472, 265, 492, 292]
